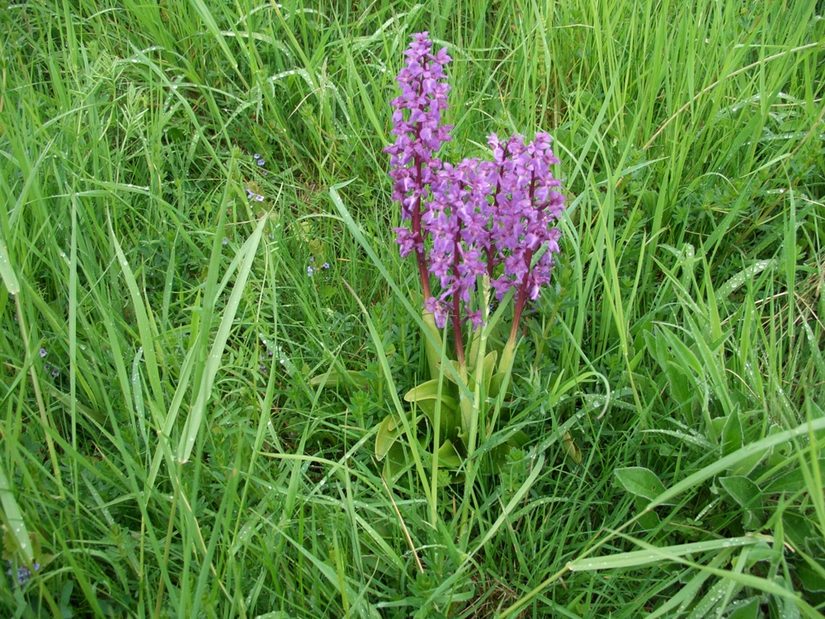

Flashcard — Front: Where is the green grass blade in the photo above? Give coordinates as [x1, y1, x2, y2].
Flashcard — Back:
[176, 214, 267, 463]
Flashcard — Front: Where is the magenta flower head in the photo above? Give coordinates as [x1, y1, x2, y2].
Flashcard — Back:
[423, 157, 493, 328]
[487, 132, 564, 302]
[385, 32, 453, 299]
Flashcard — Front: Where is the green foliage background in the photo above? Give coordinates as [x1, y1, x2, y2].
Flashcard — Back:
[0, 0, 823, 616]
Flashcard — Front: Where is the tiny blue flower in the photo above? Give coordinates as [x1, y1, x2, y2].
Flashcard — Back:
[255, 194, 264, 202]
[321, 262, 330, 270]
[39, 347, 47, 358]
[256, 159, 265, 167]
[253, 153, 261, 160]
[306, 265, 315, 276]
[16, 565, 32, 586]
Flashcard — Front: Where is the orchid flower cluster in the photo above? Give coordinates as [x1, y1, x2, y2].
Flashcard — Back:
[386, 32, 565, 367]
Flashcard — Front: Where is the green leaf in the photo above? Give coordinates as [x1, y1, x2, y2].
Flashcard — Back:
[563, 431, 583, 465]
[375, 415, 402, 461]
[410, 399, 460, 440]
[716, 259, 776, 299]
[489, 372, 505, 398]
[404, 379, 458, 409]
[481, 350, 498, 393]
[764, 457, 825, 493]
[720, 475, 764, 529]
[382, 442, 410, 484]
[187, 0, 238, 70]
[796, 563, 825, 593]
[177, 214, 267, 463]
[719, 476, 761, 510]
[727, 598, 760, 619]
[709, 416, 727, 442]
[721, 410, 744, 456]
[403, 379, 460, 440]
[644, 415, 825, 511]
[436, 440, 462, 469]
[308, 368, 364, 389]
[636, 504, 661, 529]
[719, 411, 763, 475]
[614, 467, 668, 503]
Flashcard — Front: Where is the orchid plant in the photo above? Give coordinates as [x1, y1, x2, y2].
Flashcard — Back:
[376, 32, 566, 482]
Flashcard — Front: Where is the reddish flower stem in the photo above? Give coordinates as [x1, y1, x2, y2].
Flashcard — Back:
[509, 252, 532, 343]
[487, 143, 509, 278]
[509, 171, 537, 342]
[450, 218, 465, 365]
[410, 58, 432, 300]
[411, 156, 431, 299]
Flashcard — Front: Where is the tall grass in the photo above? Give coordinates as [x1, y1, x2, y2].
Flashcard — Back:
[1, 0, 823, 616]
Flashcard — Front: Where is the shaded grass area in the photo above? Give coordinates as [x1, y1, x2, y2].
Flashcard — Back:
[0, 0, 823, 616]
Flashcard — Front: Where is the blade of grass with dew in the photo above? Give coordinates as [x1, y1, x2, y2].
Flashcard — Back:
[0, 462, 34, 565]
[176, 214, 267, 463]
[567, 535, 762, 571]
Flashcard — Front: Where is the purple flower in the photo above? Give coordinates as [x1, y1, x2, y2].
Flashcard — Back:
[386, 33, 566, 355]
[6, 561, 39, 587]
[486, 133, 564, 301]
[424, 158, 492, 314]
[420, 131, 564, 327]
[386, 32, 453, 298]
[246, 188, 265, 202]
[424, 296, 449, 329]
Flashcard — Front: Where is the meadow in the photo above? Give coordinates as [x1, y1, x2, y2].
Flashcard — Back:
[0, 1, 823, 616]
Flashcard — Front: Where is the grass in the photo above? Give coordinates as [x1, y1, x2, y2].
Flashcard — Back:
[0, 0, 823, 616]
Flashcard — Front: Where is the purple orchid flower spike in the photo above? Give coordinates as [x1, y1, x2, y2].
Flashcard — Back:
[385, 32, 453, 299]
[387, 32, 565, 370]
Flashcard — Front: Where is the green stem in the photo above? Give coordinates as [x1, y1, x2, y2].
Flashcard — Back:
[429, 332, 449, 529]
[489, 332, 519, 441]
[458, 276, 492, 544]
[422, 310, 442, 379]
[498, 333, 518, 379]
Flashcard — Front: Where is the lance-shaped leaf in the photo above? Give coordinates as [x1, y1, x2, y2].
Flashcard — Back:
[436, 439, 462, 469]
[375, 415, 403, 461]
